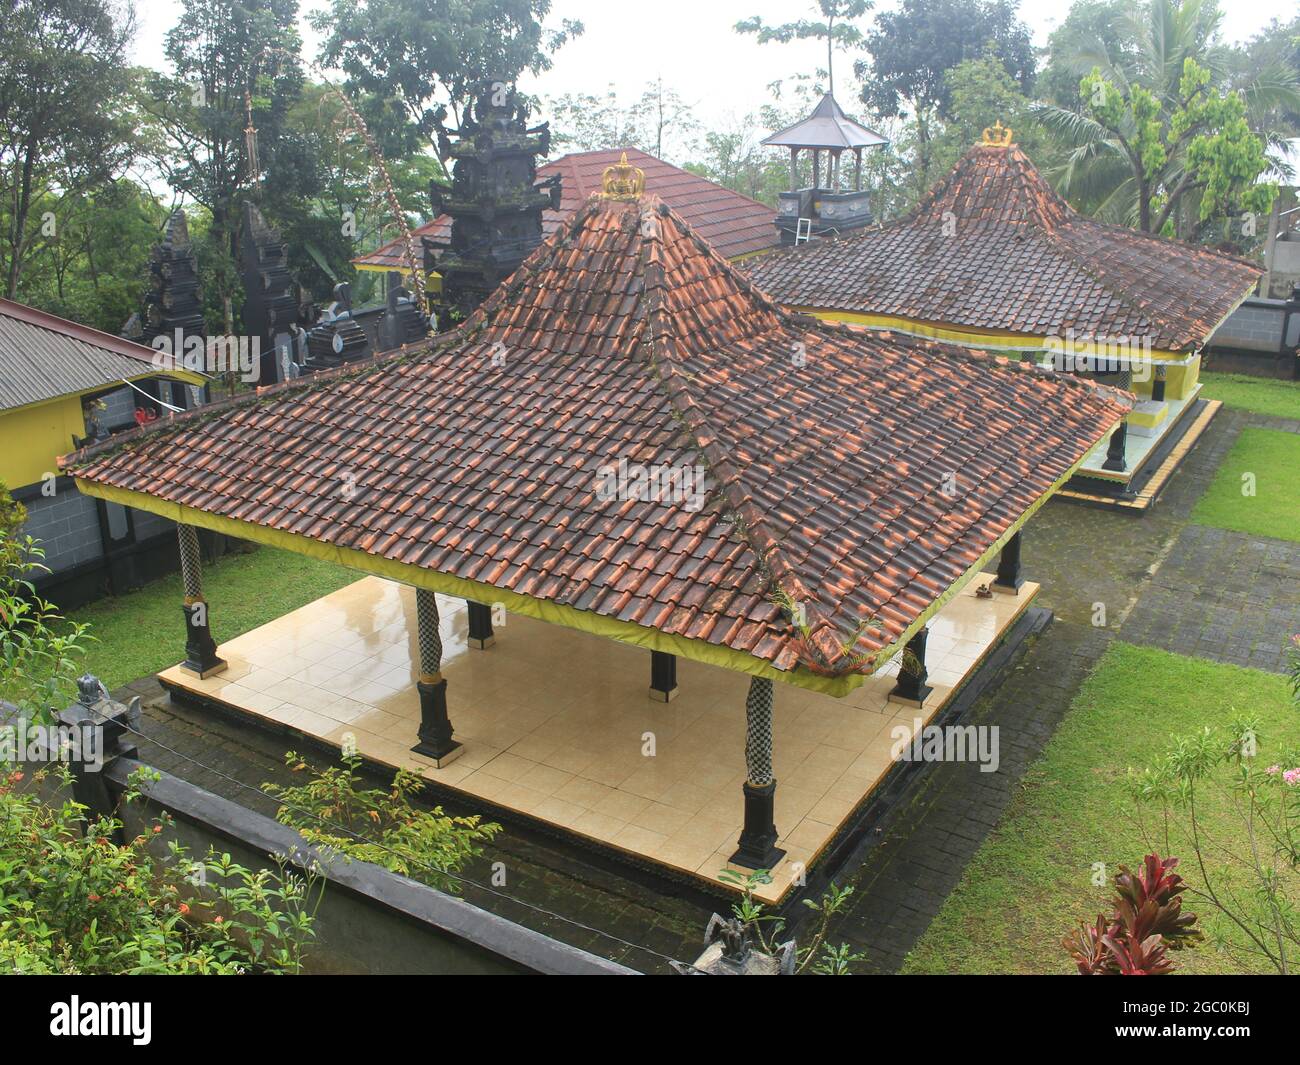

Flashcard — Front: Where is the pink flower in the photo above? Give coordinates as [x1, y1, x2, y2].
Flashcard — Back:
[1283, 768, 1300, 786]
[1267, 765, 1281, 775]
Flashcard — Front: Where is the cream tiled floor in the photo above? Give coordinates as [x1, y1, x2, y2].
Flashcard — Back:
[161, 572, 1038, 903]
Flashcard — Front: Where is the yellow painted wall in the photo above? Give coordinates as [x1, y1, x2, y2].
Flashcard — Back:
[1, 394, 87, 490]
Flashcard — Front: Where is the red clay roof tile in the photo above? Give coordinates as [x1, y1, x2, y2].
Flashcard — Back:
[68, 193, 1130, 679]
[746, 143, 1261, 352]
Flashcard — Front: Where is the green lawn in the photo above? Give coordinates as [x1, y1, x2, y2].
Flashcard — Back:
[69, 545, 358, 690]
[1191, 427, 1300, 544]
[1199, 372, 1300, 420]
[902, 641, 1296, 975]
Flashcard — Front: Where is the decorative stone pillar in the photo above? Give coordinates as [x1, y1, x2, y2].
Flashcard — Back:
[177, 524, 226, 678]
[991, 530, 1024, 594]
[466, 600, 495, 649]
[412, 589, 462, 766]
[730, 677, 785, 870]
[649, 650, 677, 702]
[1102, 368, 1133, 472]
[887, 627, 934, 709]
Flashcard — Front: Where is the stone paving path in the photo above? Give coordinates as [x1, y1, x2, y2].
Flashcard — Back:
[112, 403, 1298, 974]
[819, 404, 1300, 972]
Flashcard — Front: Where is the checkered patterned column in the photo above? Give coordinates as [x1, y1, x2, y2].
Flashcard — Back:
[731, 675, 784, 869]
[415, 589, 442, 681]
[411, 587, 460, 765]
[176, 523, 225, 678]
[744, 676, 774, 787]
[1103, 367, 1133, 472]
[177, 524, 203, 601]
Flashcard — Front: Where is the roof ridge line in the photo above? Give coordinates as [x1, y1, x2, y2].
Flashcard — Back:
[635, 201, 847, 669]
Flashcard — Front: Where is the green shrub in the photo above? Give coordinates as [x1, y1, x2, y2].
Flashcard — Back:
[263, 752, 500, 893]
[0, 766, 319, 974]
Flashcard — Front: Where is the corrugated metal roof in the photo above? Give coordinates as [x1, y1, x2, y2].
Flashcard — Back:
[0, 299, 179, 413]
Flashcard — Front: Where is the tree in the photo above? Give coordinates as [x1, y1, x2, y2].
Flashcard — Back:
[1037, 0, 1296, 236]
[0, 0, 138, 299]
[261, 82, 440, 303]
[140, 0, 304, 323]
[547, 86, 650, 155]
[312, 0, 582, 152]
[735, 1, 872, 99]
[855, 0, 1035, 179]
[1039, 0, 1132, 107]
[546, 79, 698, 162]
[923, 53, 1051, 192]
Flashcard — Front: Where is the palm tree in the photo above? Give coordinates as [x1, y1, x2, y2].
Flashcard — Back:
[1035, 0, 1299, 235]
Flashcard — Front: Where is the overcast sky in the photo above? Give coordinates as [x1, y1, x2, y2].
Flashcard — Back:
[129, 0, 1296, 133]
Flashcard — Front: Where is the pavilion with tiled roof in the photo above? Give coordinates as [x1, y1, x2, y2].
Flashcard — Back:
[64, 156, 1129, 893]
[353, 147, 779, 277]
[747, 125, 1263, 506]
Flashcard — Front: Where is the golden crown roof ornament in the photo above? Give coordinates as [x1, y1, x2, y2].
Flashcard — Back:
[601, 151, 646, 201]
[981, 121, 1014, 148]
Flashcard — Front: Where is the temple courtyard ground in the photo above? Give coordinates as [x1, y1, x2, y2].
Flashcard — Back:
[76, 376, 1300, 974]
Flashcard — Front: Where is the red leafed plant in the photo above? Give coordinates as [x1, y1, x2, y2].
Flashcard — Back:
[1063, 854, 1202, 975]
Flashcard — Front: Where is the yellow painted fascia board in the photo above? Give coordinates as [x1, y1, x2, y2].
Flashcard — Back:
[74, 448, 1087, 698]
[799, 308, 1191, 363]
[74, 479, 857, 697]
[352, 261, 399, 273]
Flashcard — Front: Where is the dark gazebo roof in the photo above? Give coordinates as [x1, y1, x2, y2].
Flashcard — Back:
[746, 137, 1262, 353]
[762, 93, 887, 151]
[65, 184, 1129, 694]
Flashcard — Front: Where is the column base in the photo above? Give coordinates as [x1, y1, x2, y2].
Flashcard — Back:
[180, 658, 229, 680]
[991, 575, 1024, 595]
[648, 685, 678, 703]
[410, 740, 464, 768]
[887, 681, 933, 709]
[729, 780, 785, 870]
[181, 603, 227, 679]
[467, 635, 496, 650]
[412, 678, 463, 767]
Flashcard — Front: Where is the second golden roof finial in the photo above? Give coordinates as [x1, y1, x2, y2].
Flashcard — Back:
[601, 151, 646, 201]
[981, 121, 1013, 148]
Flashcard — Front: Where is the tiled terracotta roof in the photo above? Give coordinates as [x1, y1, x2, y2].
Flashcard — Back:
[355, 147, 778, 271]
[746, 143, 1262, 352]
[68, 194, 1130, 679]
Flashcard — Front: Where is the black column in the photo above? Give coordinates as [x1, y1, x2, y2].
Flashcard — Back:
[649, 650, 677, 702]
[1102, 420, 1128, 472]
[466, 600, 495, 649]
[888, 627, 934, 709]
[992, 530, 1024, 594]
[1151, 367, 1167, 403]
